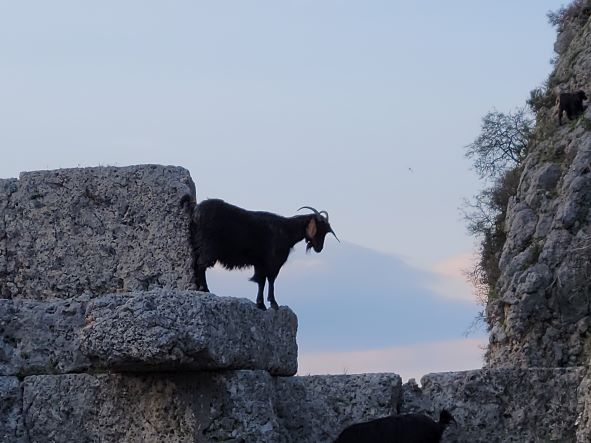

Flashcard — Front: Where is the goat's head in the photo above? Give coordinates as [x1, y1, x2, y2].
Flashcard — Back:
[298, 206, 339, 252]
[578, 90, 589, 101]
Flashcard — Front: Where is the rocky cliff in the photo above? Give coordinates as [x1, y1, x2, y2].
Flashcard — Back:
[486, 3, 591, 369]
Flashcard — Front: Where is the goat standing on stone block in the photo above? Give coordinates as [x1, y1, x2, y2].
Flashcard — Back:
[191, 199, 338, 310]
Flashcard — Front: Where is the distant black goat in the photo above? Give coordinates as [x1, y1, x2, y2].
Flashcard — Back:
[334, 410, 455, 443]
[192, 199, 338, 310]
[557, 90, 588, 125]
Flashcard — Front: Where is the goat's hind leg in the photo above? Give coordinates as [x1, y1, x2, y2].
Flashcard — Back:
[267, 272, 280, 310]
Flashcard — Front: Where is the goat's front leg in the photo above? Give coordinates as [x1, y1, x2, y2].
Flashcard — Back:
[267, 272, 279, 310]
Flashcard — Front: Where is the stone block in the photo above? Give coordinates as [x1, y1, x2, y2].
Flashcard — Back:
[1, 290, 297, 376]
[23, 371, 286, 443]
[2, 165, 195, 299]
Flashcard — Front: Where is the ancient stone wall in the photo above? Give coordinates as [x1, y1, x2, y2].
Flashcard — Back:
[1, 164, 591, 441]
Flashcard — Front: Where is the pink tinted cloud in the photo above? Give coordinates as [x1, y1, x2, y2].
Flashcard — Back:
[298, 337, 486, 382]
[426, 252, 477, 304]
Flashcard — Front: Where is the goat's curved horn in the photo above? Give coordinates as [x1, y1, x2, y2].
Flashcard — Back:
[298, 206, 320, 215]
[319, 210, 329, 221]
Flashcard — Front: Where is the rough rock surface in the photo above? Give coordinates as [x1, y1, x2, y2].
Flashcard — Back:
[0, 165, 195, 299]
[486, 8, 591, 367]
[23, 371, 284, 443]
[0, 376, 25, 443]
[0, 297, 90, 376]
[18, 371, 400, 443]
[0, 290, 298, 376]
[80, 290, 298, 376]
[401, 368, 586, 443]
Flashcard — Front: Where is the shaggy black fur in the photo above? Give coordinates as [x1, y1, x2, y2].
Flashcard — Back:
[557, 90, 588, 125]
[334, 410, 455, 443]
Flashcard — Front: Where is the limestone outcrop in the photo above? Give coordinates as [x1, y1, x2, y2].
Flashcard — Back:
[486, 5, 591, 368]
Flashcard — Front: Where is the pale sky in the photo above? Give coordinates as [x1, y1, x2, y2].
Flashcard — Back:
[0, 1, 565, 379]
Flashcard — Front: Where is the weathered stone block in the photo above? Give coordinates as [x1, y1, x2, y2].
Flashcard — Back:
[23, 371, 287, 443]
[0, 376, 25, 443]
[1, 290, 297, 376]
[401, 368, 585, 443]
[2, 165, 195, 299]
[80, 290, 298, 376]
[275, 373, 402, 442]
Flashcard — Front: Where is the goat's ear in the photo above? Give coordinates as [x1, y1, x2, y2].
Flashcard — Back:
[306, 218, 317, 239]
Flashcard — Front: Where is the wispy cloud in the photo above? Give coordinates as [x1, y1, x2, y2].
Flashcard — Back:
[425, 252, 476, 304]
[298, 337, 487, 382]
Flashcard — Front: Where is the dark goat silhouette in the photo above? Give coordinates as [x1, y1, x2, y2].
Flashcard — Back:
[334, 410, 455, 443]
[192, 199, 338, 310]
[557, 90, 588, 125]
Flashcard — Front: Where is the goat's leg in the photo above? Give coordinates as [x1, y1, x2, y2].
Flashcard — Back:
[195, 265, 210, 292]
[250, 268, 267, 310]
[267, 272, 280, 310]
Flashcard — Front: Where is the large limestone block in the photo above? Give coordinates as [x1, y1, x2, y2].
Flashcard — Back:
[23, 371, 288, 443]
[1, 165, 195, 299]
[1, 290, 297, 376]
[0, 376, 25, 443]
[275, 373, 402, 442]
[80, 290, 298, 375]
[401, 368, 585, 443]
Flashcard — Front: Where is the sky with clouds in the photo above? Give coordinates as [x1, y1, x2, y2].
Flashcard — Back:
[0, 0, 566, 379]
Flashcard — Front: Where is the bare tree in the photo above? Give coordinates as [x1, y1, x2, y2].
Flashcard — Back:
[465, 108, 533, 180]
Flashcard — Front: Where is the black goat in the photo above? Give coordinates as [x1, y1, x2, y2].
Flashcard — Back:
[192, 199, 338, 310]
[557, 90, 588, 125]
[334, 410, 455, 443]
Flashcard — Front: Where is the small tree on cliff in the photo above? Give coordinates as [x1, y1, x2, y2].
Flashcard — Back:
[465, 108, 532, 181]
[463, 107, 534, 321]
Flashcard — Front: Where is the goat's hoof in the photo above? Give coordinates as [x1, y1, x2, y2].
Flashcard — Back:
[270, 302, 279, 310]
[256, 302, 267, 311]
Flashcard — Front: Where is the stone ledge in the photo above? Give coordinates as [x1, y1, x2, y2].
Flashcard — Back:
[80, 290, 298, 376]
[1, 290, 298, 376]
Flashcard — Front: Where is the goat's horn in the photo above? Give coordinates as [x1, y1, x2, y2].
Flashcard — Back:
[298, 206, 320, 215]
[319, 210, 329, 221]
[330, 229, 341, 242]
